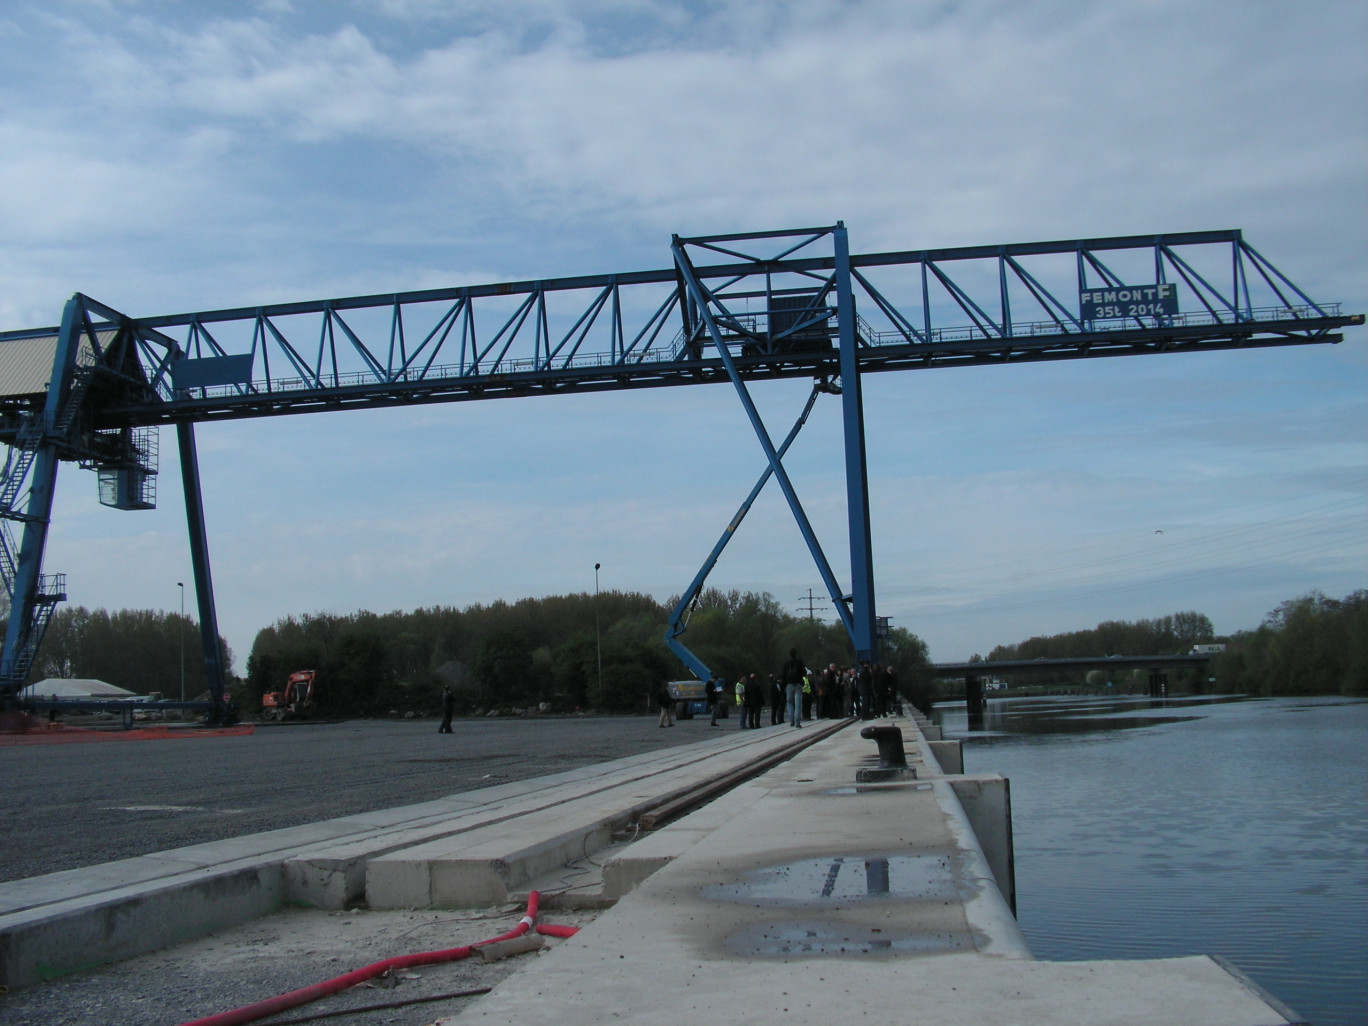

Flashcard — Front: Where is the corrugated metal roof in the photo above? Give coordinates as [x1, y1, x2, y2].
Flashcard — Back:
[0, 335, 58, 398]
[0, 331, 111, 400]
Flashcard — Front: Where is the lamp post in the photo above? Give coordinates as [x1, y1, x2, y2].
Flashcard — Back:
[594, 563, 602, 703]
[177, 581, 185, 704]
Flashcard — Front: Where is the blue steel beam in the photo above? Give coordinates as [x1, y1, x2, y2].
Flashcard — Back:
[177, 421, 230, 721]
[834, 225, 878, 663]
[672, 229, 857, 643]
[664, 381, 830, 682]
[1, 229, 1354, 433]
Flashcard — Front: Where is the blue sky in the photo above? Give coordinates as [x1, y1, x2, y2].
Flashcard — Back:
[2, 0, 1365, 668]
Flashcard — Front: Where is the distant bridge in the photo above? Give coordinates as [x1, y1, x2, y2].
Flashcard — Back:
[933, 653, 1217, 725]
[932, 653, 1211, 676]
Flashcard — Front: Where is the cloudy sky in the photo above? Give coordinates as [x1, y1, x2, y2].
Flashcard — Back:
[2, 0, 1364, 669]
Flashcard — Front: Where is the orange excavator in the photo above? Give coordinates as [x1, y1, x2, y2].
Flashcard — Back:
[262, 670, 316, 721]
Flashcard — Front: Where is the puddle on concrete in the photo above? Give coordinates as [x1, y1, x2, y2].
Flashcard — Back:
[726, 921, 971, 958]
[701, 855, 958, 907]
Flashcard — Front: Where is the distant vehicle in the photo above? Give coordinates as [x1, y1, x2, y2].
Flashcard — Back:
[665, 679, 709, 720]
[1190, 644, 1227, 655]
[262, 670, 317, 721]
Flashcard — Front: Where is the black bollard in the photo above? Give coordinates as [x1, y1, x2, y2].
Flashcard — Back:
[857, 724, 916, 782]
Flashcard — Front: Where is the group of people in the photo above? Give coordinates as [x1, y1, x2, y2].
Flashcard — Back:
[694, 650, 903, 730]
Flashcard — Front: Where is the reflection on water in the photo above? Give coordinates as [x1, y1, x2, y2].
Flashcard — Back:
[939, 692, 1238, 736]
[933, 694, 1368, 1026]
[701, 854, 959, 905]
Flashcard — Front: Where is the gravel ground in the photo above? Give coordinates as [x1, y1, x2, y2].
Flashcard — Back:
[0, 902, 603, 1026]
[0, 714, 720, 882]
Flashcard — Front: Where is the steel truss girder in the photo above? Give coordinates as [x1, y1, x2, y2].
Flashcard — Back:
[0, 228, 1354, 436]
[0, 225, 1360, 697]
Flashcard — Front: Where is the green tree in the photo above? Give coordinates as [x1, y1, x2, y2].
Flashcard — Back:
[475, 629, 534, 708]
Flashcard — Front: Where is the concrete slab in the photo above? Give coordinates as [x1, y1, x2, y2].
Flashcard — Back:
[600, 782, 744, 900]
[364, 724, 846, 908]
[462, 951, 1294, 1025]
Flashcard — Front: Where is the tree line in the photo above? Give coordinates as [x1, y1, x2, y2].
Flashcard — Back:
[1208, 590, 1366, 696]
[243, 588, 937, 717]
[975, 593, 1366, 696]
[985, 610, 1216, 663]
[9, 588, 1358, 713]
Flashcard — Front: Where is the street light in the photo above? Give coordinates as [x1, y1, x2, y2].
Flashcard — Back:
[594, 563, 602, 702]
[177, 582, 185, 704]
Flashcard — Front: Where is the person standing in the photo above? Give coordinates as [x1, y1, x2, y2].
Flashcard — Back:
[857, 660, 875, 721]
[735, 677, 747, 729]
[822, 664, 839, 719]
[438, 685, 455, 733]
[781, 648, 805, 728]
[709, 675, 727, 727]
[656, 682, 676, 728]
[769, 674, 784, 726]
[744, 673, 764, 729]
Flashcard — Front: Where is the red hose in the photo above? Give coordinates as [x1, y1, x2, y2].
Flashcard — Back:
[536, 923, 579, 938]
[178, 892, 549, 1026]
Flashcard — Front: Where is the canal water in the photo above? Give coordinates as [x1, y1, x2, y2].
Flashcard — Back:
[933, 694, 1368, 1026]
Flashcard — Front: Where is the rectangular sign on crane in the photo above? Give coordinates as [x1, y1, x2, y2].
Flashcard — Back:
[1079, 283, 1178, 320]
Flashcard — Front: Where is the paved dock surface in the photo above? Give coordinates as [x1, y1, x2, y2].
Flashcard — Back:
[0, 713, 1300, 1025]
[0, 715, 720, 881]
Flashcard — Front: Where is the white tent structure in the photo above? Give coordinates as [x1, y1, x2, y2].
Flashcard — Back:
[20, 679, 136, 700]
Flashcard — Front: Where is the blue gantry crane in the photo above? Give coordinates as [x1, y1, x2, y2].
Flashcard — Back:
[0, 225, 1361, 718]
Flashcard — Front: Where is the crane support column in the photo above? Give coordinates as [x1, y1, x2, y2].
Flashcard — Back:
[176, 421, 228, 718]
[834, 224, 878, 663]
[0, 450, 61, 691]
[0, 296, 83, 694]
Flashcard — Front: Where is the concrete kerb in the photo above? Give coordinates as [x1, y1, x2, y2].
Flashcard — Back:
[0, 721, 844, 990]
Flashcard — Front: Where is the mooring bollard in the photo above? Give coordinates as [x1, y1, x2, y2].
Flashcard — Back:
[857, 724, 917, 782]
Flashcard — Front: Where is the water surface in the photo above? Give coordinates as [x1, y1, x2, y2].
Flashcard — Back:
[935, 694, 1368, 1026]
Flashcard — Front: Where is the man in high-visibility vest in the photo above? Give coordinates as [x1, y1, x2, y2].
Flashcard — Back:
[735, 678, 747, 729]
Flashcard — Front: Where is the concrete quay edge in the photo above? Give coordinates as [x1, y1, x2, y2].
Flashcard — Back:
[465, 713, 1296, 1026]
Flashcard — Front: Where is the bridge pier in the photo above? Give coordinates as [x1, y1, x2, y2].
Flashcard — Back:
[965, 674, 986, 730]
[1148, 669, 1168, 698]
